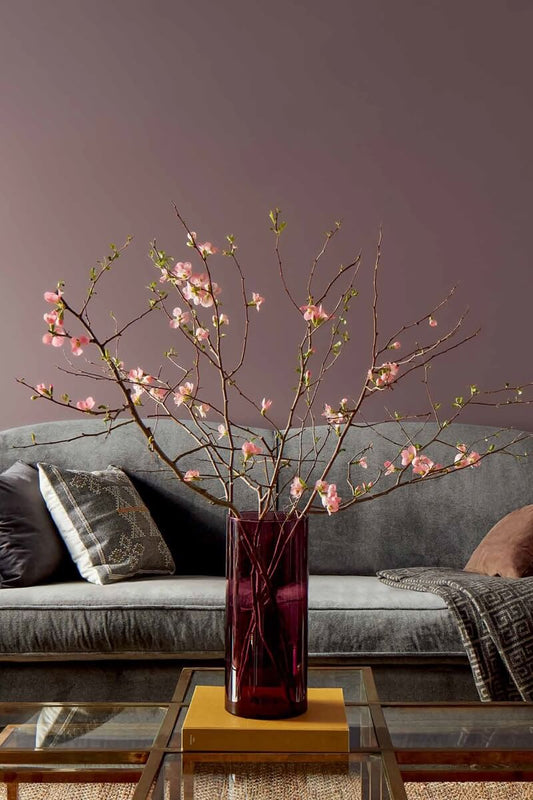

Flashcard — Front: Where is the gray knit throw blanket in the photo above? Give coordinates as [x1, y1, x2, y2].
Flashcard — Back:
[377, 567, 533, 701]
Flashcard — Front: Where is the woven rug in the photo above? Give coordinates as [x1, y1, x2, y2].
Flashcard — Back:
[189, 763, 533, 799]
[1, 777, 532, 798]
[0, 784, 137, 799]
[405, 783, 533, 799]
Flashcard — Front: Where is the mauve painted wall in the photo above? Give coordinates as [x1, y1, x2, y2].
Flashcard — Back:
[0, 0, 531, 432]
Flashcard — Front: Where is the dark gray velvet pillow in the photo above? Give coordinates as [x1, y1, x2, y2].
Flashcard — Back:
[0, 461, 76, 588]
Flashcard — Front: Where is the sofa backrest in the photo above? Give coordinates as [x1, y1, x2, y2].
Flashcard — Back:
[0, 419, 275, 576]
[0, 419, 530, 575]
[280, 422, 532, 573]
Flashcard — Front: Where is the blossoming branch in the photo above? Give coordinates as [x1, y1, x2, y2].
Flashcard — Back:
[20, 208, 531, 518]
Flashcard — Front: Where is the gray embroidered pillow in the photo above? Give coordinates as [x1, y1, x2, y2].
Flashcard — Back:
[37, 463, 175, 585]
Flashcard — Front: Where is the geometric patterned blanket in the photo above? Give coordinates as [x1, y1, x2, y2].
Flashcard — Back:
[377, 567, 533, 701]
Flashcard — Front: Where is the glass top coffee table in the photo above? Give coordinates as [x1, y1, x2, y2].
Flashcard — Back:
[1, 666, 532, 799]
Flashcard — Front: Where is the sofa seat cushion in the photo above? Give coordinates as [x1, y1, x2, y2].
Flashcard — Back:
[0, 575, 464, 659]
[307, 576, 464, 657]
[0, 576, 225, 658]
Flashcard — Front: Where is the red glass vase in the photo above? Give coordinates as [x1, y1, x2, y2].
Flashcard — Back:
[225, 511, 308, 719]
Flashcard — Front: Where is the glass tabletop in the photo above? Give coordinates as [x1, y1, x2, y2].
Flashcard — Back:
[384, 704, 533, 750]
[0, 704, 166, 755]
[182, 667, 371, 703]
[150, 667, 404, 800]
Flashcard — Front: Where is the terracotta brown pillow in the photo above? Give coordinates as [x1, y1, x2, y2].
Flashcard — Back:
[464, 505, 533, 578]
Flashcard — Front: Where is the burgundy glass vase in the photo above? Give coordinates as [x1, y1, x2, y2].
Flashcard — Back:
[225, 511, 308, 719]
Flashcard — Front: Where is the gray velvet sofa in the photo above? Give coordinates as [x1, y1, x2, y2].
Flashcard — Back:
[0, 419, 530, 703]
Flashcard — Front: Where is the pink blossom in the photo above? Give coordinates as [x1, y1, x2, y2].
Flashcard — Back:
[172, 262, 192, 281]
[131, 385, 144, 405]
[242, 441, 262, 460]
[42, 332, 62, 346]
[195, 327, 209, 342]
[128, 367, 152, 385]
[182, 282, 196, 303]
[43, 310, 60, 326]
[70, 336, 90, 356]
[290, 476, 306, 499]
[261, 398, 272, 415]
[375, 362, 399, 387]
[184, 470, 200, 482]
[185, 231, 217, 256]
[322, 403, 348, 429]
[411, 455, 435, 476]
[198, 285, 221, 308]
[456, 443, 467, 454]
[389, 341, 401, 350]
[43, 308, 64, 337]
[401, 445, 417, 466]
[213, 312, 229, 326]
[35, 383, 52, 397]
[300, 304, 329, 325]
[358, 458, 368, 469]
[169, 307, 191, 328]
[173, 381, 194, 406]
[183, 275, 222, 308]
[250, 292, 264, 311]
[303, 370, 311, 386]
[367, 362, 399, 388]
[189, 272, 207, 287]
[76, 397, 95, 412]
[384, 460, 396, 475]
[149, 387, 168, 401]
[182, 276, 207, 306]
[195, 403, 210, 418]
[315, 482, 341, 515]
[322, 403, 333, 418]
[44, 290, 62, 304]
[429, 316, 438, 327]
[454, 450, 481, 469]
[217, 424, 227, 439]
[198, 241, 218, 256]
[128, 368, 153, 401]
[198, 291, 214, 308]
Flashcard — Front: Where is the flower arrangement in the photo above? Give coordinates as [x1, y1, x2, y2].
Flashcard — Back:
[21, 206, 531, 718]
[23, 206, 530, 518]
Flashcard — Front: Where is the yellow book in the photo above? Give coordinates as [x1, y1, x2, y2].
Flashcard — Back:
[181, 686, 349, 752]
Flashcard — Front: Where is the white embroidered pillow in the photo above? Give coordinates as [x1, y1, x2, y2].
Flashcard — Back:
[38, 463, 175, 585]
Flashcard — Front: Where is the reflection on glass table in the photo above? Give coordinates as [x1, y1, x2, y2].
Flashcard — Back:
[0, 705, 167, 751]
